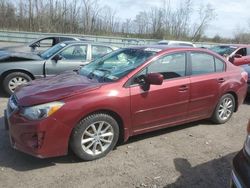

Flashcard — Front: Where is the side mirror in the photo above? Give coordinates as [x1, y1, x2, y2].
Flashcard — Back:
[234, 54, 242, 58]
[29, 42, 39, 48]
[52, 54, 62, 62]
[145, 73, 164, 85]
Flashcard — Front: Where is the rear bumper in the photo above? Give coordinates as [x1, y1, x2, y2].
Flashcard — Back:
[231, 150, 250, 188]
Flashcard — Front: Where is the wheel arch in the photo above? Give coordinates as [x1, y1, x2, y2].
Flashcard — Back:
[225, 91, 238, 112]
[1, 69, 35, 80]
[71, 109, 126, 145]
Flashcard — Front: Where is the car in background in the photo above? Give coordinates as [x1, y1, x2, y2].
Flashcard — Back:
[0, 41, 118, 95]
[231, 120, 250, 188]
[210, 45, 250, 66]
[0, 36, 90, 54]
[158, 40, 196, 47]
[241, 64, 250, 94]
[4, 46, 247, 161]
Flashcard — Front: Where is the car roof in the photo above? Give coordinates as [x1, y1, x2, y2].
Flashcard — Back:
[126, 45, 195, 51]
[59, 41, 119, 49]
[124, 45, 222, 57]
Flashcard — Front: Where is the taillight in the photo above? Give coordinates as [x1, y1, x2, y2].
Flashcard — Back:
[241, 71, 248, 82]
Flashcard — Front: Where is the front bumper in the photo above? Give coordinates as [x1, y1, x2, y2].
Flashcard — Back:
[231, 150, 250, 188]
[5, 108, 72, 158]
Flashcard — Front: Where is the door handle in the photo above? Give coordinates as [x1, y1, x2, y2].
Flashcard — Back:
[218, 78, 225, 83]
[179, 85, 188, 92]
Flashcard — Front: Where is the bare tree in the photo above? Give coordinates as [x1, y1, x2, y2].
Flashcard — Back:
[192, 3, 216, 41]
[0, 0, 216, 41]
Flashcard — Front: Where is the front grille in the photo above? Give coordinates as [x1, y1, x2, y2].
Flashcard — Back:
[8, 95, 18, 114]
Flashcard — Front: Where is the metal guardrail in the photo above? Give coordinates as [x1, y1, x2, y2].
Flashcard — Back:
[0, 30, 159, 47]
[0, 30, 217, 48]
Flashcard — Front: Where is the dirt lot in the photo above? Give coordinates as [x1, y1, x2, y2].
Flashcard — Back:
[0, 89, 249, 188]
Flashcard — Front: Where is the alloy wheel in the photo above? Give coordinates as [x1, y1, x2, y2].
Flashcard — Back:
[8, 77, 28, 92]
[218, 97, 233, 121]
[81, 121, 114, 156]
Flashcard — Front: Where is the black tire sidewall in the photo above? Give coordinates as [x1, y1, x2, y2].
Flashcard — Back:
[3, 72, 31, 95]
[212, 94, 235, 124]
[70, 113, 119, 161]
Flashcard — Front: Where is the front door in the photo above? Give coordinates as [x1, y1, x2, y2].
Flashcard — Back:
[129, 52, 190, 134]
[45, 44, 89, 75]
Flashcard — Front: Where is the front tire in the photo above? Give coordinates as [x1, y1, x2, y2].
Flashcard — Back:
[211, 94, 235, 124]
[70, 113, 119, 161]
[3, 72, 32, 95]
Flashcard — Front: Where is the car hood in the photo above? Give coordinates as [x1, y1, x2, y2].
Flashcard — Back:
[15, 71, 102, 106]
[0, 51, 42, 62]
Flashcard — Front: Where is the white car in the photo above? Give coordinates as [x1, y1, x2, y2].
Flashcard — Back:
[158, 40, 196, 47]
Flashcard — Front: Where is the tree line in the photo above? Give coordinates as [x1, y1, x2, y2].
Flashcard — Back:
[0, 0, 235, 42]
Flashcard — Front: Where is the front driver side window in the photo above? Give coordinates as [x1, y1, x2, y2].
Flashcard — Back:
[235, 48, 247, 56]
[39, 39, 53, 47]
[145, 53, 186, 79]
[59, 45, 87, 60]
[132, 53, 186, 85]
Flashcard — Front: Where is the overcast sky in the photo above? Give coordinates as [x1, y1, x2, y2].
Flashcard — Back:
[100, 0, 250, 38]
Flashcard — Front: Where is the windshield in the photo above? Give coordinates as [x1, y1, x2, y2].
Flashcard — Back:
[40, 43, 67, 59]
[209, 46, 237, 56]
[79, 48, 158, 82]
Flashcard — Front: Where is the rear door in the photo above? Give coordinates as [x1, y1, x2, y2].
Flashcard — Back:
[188, 52, 226, 120]
[130, 52, 190, 134]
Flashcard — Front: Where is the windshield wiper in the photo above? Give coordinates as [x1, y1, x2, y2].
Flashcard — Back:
[95, 68, 111, 74]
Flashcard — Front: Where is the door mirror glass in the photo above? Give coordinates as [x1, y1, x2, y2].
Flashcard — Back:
[52, 54, 62, 62]
[146, 73, 164, 85]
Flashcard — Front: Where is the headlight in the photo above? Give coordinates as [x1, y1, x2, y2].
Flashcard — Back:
[21, 101, 64, 120]
[244, 135, 250, 156]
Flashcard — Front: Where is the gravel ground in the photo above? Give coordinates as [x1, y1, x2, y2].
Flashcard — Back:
[0, 89, 249, 188]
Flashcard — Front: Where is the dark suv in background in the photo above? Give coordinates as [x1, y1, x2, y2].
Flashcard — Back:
[231, 120, 250, 188]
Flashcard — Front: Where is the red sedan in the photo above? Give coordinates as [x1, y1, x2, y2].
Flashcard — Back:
[4, 46, 248, 161]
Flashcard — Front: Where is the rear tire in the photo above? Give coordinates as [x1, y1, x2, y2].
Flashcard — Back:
[211, 94, 235, 124]
[3, 72, 31, 96]
[70, 113, 119, 161]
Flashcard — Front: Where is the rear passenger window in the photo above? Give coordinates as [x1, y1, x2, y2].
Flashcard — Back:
[215, 58, 225, 72]
[247, 48, 250, 55]
[92, 45, 113, 60]
[191, 53, 215, 75]
[145, 53, 186, 80]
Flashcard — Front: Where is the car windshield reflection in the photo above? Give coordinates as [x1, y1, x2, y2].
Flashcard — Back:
[79, 48, 157, 82]
[40, 43, 67, 59]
